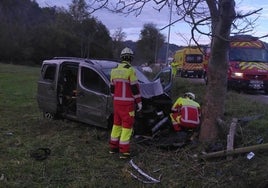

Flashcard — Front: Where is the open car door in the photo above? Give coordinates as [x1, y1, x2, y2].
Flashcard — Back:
[153, 67, 173, 96]
[37, 63, 58, 116]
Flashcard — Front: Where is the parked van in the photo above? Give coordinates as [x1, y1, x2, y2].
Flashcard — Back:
[37, 57, 173, 129]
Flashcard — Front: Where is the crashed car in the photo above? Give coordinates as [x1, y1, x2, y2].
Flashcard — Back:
[37, 57, 173, 132]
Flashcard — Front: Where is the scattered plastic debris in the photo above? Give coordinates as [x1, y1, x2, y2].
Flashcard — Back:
[129, 159, 160, 184]
[256, 136, 264, 144]
[247, 152, 255, 160]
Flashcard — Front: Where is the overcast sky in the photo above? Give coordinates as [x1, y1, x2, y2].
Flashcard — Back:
[36, 0, 268, 46]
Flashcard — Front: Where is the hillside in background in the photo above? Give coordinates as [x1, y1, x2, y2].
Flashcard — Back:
[124, 40, 183, 63]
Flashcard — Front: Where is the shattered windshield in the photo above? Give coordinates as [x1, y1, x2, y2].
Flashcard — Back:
[229, 48, 268, 62]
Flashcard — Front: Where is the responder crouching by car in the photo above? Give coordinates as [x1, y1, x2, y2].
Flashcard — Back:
[170, 92, 201, 141]
[109, 47, 142, 159]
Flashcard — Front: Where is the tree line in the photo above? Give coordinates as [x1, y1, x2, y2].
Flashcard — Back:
[0, 0, 170, 66]
[0, 0, 112, 64]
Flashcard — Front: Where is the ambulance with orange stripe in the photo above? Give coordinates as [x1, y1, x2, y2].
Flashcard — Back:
[173, 47, 205, 78]
[228, 35, 268, 93]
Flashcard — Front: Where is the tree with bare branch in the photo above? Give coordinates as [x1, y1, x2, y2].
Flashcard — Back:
[111, 28, 126, 58]
[86, 0, 262, 143]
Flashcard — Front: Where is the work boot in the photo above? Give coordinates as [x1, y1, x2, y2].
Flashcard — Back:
[109, 148, 119, 154]
[119, 152, 130, 159]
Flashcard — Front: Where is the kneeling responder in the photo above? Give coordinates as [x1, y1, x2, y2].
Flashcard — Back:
[170, 92, 201, 132]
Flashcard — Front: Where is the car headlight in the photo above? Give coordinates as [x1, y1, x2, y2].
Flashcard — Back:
[231, 72, 243, 78]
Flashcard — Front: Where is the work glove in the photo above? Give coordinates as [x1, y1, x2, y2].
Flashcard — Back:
[137, 102, 142, 112]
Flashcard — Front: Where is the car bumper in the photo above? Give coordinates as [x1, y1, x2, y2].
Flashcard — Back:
[228, 79, 268, 90]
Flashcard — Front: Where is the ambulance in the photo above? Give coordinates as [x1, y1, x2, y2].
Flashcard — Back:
[173, 47, 205, 78]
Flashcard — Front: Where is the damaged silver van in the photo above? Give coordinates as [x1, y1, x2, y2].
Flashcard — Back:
[37, 57, 173, 129]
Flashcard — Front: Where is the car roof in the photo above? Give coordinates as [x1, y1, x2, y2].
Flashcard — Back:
[45, 57, 119, 68]
[42, 57, 150, 83]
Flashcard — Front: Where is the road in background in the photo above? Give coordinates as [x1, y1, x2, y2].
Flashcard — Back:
[242, 91, 268, 105]
[186, 77, 268, 104]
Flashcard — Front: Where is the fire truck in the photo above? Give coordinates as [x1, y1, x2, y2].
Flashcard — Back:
[228, 35, 268, 93]
[173, 47, 205, 78]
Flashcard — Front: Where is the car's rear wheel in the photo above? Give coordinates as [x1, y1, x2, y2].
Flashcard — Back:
[43, 112, 55, 120]
[181, 71, 187, 78]
[204, 72, 208, 85]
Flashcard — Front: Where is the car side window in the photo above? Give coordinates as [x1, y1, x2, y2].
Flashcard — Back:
[81, 67, 109, 94]
[159, 69, 171, 87]
[42, 64, 56, 81]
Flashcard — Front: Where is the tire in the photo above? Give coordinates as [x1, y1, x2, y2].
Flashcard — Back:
[181, 71, 188, 78]
[204, 73, 208, 85]
[180, 71, 184, 77]
[264, 88, 268, 95]
[43, 112, 55, 120]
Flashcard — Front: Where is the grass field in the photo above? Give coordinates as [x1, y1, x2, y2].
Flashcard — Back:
[0, 63, 268, 187]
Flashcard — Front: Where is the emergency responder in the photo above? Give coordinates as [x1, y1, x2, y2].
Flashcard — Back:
[170, 59, 178, 78]
[170, 92, 201, 132]
[109, 47, 142, 159]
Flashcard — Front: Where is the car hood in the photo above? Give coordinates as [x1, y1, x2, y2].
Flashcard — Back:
[139, 79, 164, 99]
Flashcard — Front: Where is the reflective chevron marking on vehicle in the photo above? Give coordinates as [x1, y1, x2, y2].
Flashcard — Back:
[231, 41, 263, 48]
[239, 62, 268, 70]
[183, 64, 203, 70]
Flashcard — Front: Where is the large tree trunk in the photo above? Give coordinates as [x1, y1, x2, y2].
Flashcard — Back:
[199, 0, 236, 142]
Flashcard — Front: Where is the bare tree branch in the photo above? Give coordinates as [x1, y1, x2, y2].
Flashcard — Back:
[87, 0, 262, 42]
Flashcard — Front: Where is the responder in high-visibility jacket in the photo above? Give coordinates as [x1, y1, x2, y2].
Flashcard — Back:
[109, 47, 142, 159]
[170, 59, 178, 78]
[170, 92, 201, 132]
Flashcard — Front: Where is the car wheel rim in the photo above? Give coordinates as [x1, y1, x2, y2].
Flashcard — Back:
[44, 112, 54, 120]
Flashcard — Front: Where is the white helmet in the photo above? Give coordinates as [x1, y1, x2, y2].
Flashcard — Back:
[184, 92, 195, 100]
[120, 47, 134, 61]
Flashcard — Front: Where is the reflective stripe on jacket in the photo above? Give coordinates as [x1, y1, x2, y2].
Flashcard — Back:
[110, 61, 141, 105]
[171, 97, 200, 125]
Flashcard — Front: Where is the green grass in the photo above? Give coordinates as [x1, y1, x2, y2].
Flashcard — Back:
[0, 63, 268, 187]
